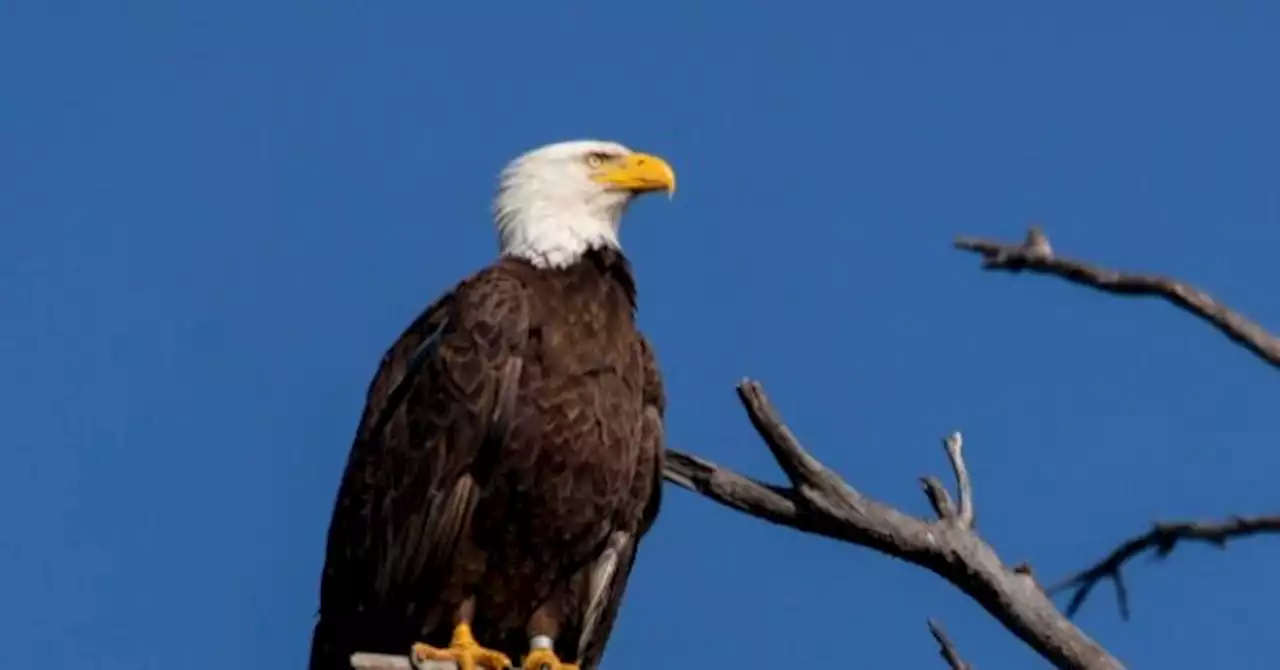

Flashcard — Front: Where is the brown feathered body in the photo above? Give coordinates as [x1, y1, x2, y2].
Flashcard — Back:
[309, 246, 665, 670]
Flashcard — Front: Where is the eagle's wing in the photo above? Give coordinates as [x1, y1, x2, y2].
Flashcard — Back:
[311, 264, 531, 661]
[575, 334, 666, 670]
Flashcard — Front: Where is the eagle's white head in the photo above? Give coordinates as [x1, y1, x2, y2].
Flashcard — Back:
[492, 139, 677, 268]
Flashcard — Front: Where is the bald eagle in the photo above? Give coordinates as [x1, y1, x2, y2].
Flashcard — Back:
[308, 140, 675, 670]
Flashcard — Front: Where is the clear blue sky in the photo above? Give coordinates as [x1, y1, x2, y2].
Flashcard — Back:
[3, 2, 1279, 668]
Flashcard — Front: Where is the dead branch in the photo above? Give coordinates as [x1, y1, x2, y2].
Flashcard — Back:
[953, 226, 1280, 371]
[663, 380, 1122, 670]
[1048, 515, 1280, 620]
[955, 225, 1280, 617]
[927, 619, 973, 670]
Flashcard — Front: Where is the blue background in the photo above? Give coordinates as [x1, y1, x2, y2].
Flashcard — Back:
[4, 2, 1278, 668]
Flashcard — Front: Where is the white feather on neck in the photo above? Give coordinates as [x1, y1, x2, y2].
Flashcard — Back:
[495, 206, 621, 269]
[491, 158, 628, 269]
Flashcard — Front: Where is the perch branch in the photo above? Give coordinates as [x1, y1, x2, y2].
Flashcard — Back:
[953, 226, 1280, 371]
[350, 652, 474, 670]
[927, 619, 973, 670]
[350, 652, 411, 670]
[663, 379, 1122, 670]
[1048, 515, 1280, 619]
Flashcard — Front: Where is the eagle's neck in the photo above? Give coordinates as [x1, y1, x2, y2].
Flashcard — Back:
[493, 188, 627, 270]
[497, 210, 621, 269]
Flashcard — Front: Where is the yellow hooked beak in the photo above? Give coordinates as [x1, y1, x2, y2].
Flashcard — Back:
[592, 152, 677, 197]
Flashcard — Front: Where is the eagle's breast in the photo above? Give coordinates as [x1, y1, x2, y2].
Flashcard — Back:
[496, 251, 646, 530]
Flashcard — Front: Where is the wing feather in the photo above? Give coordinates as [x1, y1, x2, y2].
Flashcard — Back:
[575, 335, 666, 669]
[310, 264, 531, 666]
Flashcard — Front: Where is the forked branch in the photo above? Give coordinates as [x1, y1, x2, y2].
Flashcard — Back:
[1048, 515, 1280, 620]
[663, 380, 1122, 670]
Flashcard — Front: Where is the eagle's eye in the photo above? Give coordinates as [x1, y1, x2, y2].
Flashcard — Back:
[584, 153, 607, 169]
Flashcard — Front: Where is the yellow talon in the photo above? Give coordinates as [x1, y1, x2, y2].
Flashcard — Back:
[521, 648, 578, 670]
[412, 623, 512, 670]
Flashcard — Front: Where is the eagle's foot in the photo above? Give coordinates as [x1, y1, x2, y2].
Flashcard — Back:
[520, 648, 579, 670]
[412, 623, 512, 670]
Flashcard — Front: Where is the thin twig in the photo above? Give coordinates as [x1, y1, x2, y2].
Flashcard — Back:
[1049, 515, 1280, 619]
[954, 226, 1280, 371]
[663, 379, 1123, 670]
[927, 619, 973, 670]
[921, 476, 956, 520]
[942, 432, 973, 528]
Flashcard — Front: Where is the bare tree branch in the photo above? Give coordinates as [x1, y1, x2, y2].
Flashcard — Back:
[955, 225, 1280, 619]
[928, 619, 973, 670]
[953, 226, 1280, 371]
[664, 379, 1123, 670]
[1048, 515, 1280, 620]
